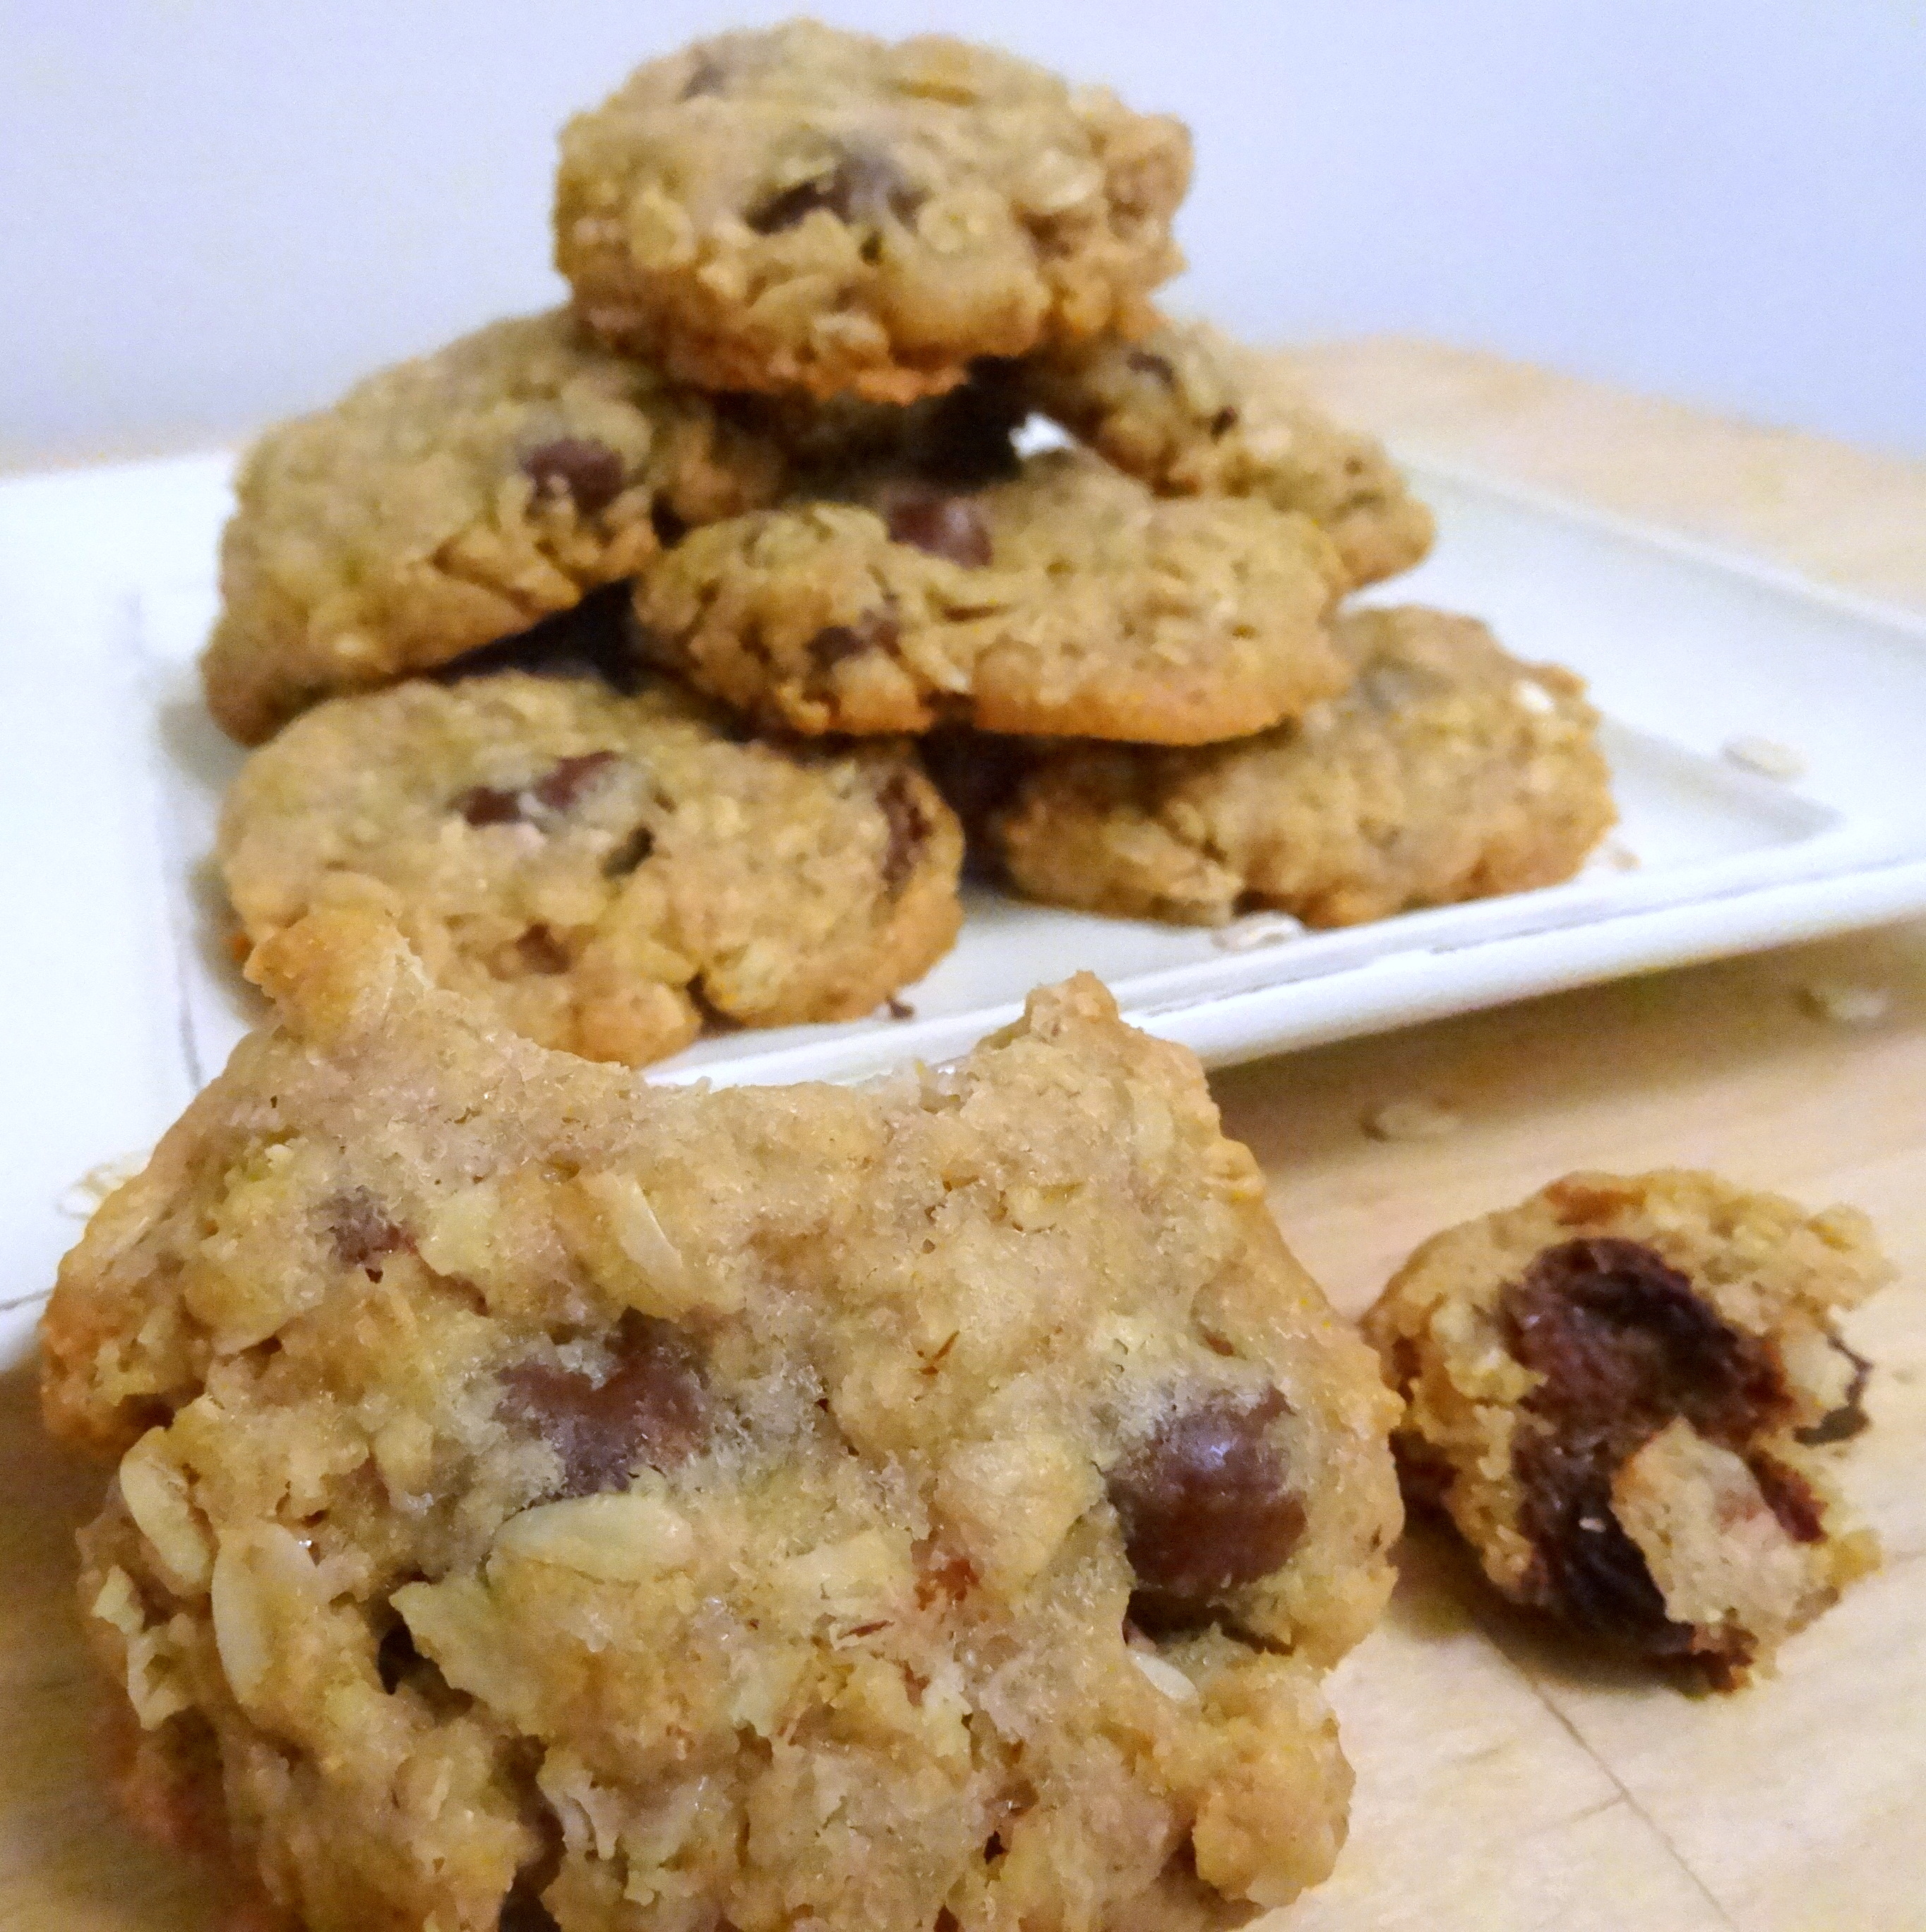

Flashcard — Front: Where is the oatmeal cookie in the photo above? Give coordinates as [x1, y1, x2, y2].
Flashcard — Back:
[633, 447, 1350, 740]
[953, 604, 1613, 926]
[201, 309, 798, 745]
[555, 20, 1191, 402]
[217, 667, 962, 1066]
[1363, 1170, 1893, 1686]
[1012, 318, 1435, 588]
[44, 914, 1401, 1931]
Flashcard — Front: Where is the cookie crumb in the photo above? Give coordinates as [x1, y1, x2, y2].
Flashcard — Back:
[1512, 678, 1558, 716]
[885, 996, 916, 1021]
[59, 1150, 151, 1220]
[1797, 982, 1891, 1026]
[1363, 1098, 1461, 1143]
[1723, 734, 1807, 781]
[1212, 911, 1306, 953]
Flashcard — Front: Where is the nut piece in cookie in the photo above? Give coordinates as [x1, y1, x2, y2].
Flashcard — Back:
[555, 20, 1191, 402]
[1361, 1169, 1894, 1686]
[217, 669, 963, 1066]
[634, 446, 1351, 741]
[954, 604, 1614, 925]
[1012, 318, 1435, 589]
[43, 914, 1400, 1929]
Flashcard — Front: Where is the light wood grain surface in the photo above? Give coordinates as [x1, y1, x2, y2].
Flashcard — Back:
[5, 340, 1922, 1931]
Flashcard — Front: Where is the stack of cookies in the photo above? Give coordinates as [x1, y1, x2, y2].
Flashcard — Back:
[200, 18, 1617, 1071]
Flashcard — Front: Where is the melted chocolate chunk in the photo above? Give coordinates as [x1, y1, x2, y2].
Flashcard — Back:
[433, 583, 645, 694]
[1504, 1238, 1795, 1650]
[457, 784, 527, 828]
[498, 1313, 707, 1500]
[1796, 1338, 1872, 1445]
[1109, 1388, 1304, 1626]
[521, 437, 626, 517]
[326, 1189, 411, 1271]
[885, 489, 993, 567]
[876, 771, 931, 894]
[748, 148, 921, 233]
[531, 749, 619, 813]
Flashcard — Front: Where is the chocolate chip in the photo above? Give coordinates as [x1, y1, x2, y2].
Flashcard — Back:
[602, 822, 657, 878]
[1503, 1238, 1795, 1653]
[808, 611, 899, 672]
[517, 925, 571, 975]
[748, 148, 921, 233]
[521, 438, 626, 517]
[531, 750, 619, 813]
[1796, 1339, 1872, 1445]
[1108, 1388, 1304, 1626]
[457, 785, 527, 828]
[886, 996, 914, 1020]
[326, 1189, 411, 1272]
[498, 1313, 708, 1500]
[433, 583, 646, 695]
[885, 489, 993, 567]
[876, 771, 931, 894]
[1748, 1453, 1827, 1543]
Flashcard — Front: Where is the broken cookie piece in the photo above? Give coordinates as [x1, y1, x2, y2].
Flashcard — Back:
[43, 914, 1399, 1930]
[1361, 1169, 1893, 1687]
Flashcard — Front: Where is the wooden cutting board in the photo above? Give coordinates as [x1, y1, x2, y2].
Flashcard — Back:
[4, 342, 1922, 1931]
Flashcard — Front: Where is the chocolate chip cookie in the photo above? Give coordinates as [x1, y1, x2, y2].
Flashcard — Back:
[201, 309, 799, 745]
[1012, 318, 1435, 589]
[555, 20, 1191, 402]
[633, 446, 1351, 740]
[217, 667, 962, 1066]
[44, 913, 1401, 1931]
[1362, 1171, 1893, 1686]
[952, 604, 1614, 926]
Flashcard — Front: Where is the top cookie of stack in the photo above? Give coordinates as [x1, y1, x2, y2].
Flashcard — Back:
[202, 19, 1436, 751]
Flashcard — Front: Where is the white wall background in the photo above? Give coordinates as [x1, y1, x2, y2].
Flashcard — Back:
[6, 2, 1922, 459]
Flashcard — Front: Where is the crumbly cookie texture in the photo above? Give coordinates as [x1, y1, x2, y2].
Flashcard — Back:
[1361, 1170, 1894, 1687]
[44, 914, 1401, 1932]
[201, 309, 796, 745]
[955, 604, 1614, 926]
[555, 20, 1191, 402]
[217, 669, 961, 1066]
[1012, 318, 1435, 590]
[633, 446, 1349, 741]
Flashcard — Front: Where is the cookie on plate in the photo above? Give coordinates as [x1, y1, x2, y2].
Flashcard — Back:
[1362, 1170, 1893, 1686]
[951, 604, 1613, 925]
[633, 446, 1351, 741]
[201, 309, 801, 745]
[217, 663, 962, 1067]
[555, 20, 1192, 402]
[1012, 318, 1435, 590]
[44, 913, 1401, 1931]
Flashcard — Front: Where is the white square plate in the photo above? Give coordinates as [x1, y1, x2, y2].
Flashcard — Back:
[5, 449, 1925, 1346]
